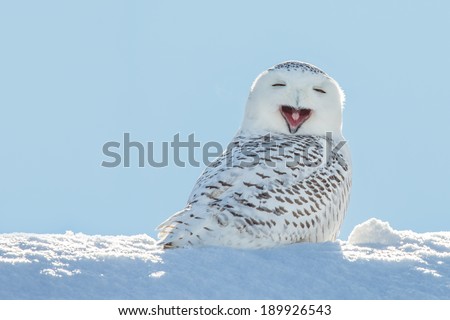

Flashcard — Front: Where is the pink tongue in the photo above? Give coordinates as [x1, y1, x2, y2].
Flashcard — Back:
[281, 106, 311, 128]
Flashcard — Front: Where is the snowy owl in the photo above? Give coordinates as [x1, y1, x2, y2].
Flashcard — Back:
[157, 61, 351, 249]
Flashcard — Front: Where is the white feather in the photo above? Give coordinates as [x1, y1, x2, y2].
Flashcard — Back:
[157, 61, 351, 248]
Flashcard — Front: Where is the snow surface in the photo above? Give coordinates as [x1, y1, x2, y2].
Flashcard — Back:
[1, 219, 449, 299]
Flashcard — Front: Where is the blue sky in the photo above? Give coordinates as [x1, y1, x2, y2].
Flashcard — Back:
[1, 0, 449, 239]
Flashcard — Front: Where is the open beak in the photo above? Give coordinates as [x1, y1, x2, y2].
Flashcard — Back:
[280, 105, 312, 134]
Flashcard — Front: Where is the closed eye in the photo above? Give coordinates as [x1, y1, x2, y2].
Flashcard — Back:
[272, 83, 286, 87]
[313, 87, 326, 93]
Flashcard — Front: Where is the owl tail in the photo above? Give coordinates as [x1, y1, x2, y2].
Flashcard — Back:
[156, 207, 208, 249]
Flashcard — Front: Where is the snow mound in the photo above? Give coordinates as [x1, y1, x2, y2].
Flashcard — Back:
[1, 220, 450, 299]
[348, 218, 402, 246]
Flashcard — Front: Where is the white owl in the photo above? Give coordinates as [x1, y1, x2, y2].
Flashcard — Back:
[157, 61, 351, 249]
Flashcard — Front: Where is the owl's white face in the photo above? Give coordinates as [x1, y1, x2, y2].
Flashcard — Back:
[241, 61, 345, 138]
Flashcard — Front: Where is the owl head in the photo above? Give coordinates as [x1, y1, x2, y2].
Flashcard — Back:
[241, 61, 345, 138]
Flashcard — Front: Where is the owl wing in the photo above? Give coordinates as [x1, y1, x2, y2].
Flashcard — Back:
[157, 134, 351, 248]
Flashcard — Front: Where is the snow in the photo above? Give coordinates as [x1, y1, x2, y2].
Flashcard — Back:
[348, 218, 402, 246]
[1, 219, 449, 299]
